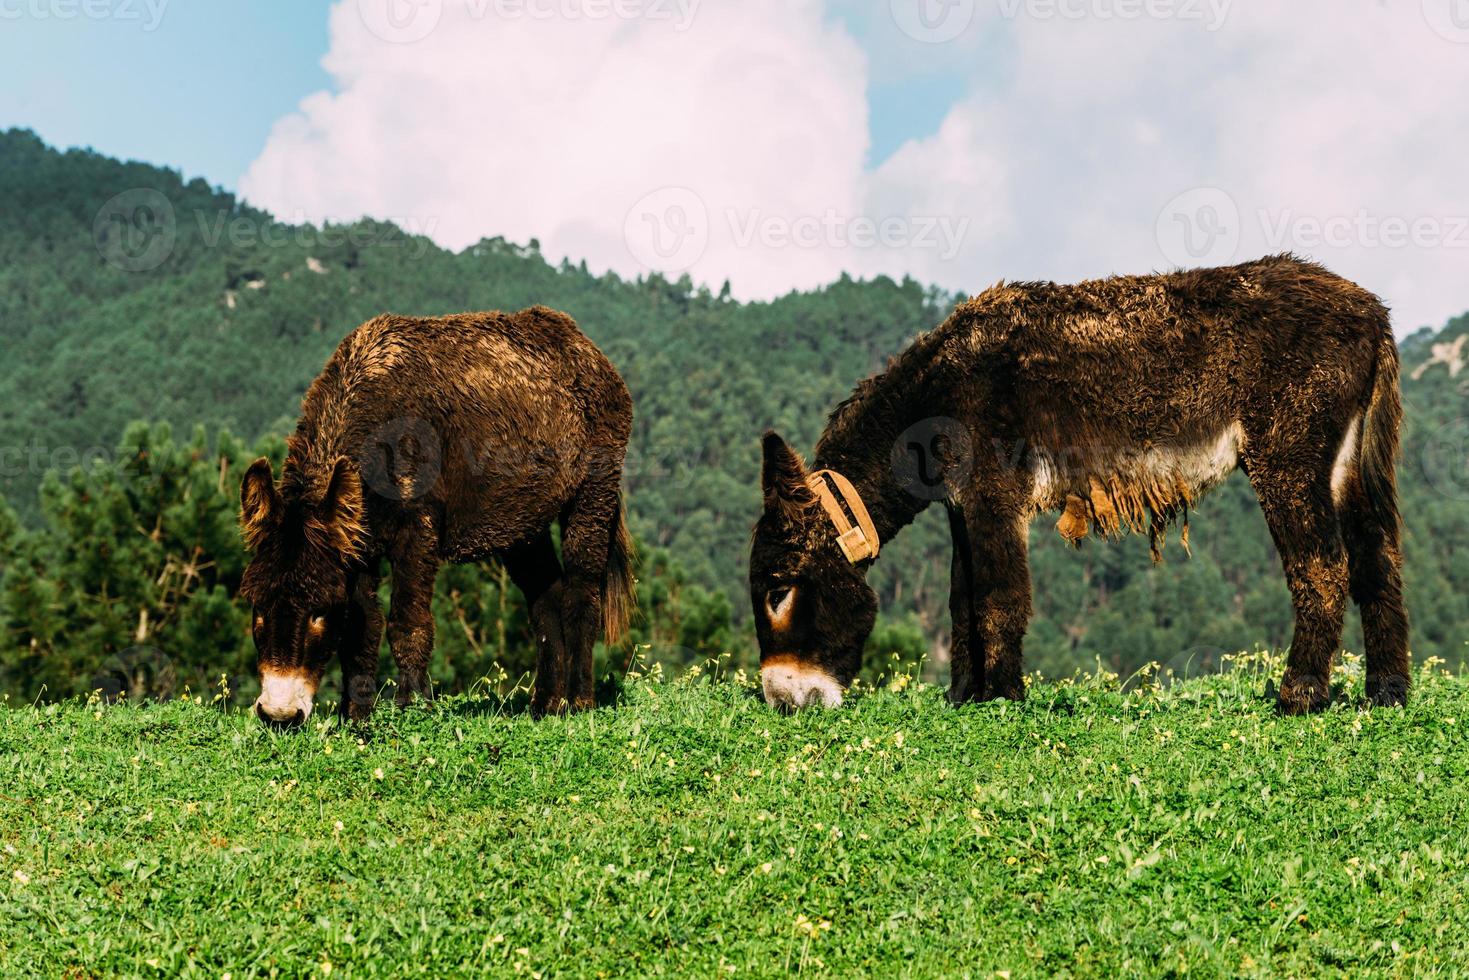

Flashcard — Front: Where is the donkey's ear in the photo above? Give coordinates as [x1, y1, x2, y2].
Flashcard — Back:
[761, 431, 813, 509]
[309, 456, 366, 560]
[240, 458, 281, 550]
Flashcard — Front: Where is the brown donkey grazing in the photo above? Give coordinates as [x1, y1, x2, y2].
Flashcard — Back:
[240, 306, 634, 725]
[750, 255, 1408, 715]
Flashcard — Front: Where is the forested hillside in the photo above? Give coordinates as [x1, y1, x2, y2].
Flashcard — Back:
[1, 128, 1466, 699]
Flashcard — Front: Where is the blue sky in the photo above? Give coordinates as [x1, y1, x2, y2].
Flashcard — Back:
[1, 1, 331, 187]
[3, 1, 1466, 333]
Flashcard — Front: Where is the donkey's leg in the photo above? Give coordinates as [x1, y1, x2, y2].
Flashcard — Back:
[504, 530, 569, 717]
[955, 499, 1030, 703]
[1251, 474, 1348, 715]
[340, 567, 384, 721]
[387, 520, 438, 708]
[557, 477, 621, 713]
[1339, 492, 1410, 707]
[944, 502, 979, 705]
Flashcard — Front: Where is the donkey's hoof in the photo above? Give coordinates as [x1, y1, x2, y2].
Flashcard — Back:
[1276, 675, 1330, 715]
[1366, 675, 1410, 708]
[945, 683, 982, 706]
[342, 676, 378, 721]
[344, 697, 377, 722]
[530, 696, 571, 719]
[393, 671, 435, 709]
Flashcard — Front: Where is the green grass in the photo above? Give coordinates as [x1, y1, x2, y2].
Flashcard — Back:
[2, 655, 1468, 978]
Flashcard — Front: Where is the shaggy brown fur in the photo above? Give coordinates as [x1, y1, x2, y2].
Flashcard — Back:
[241, 306, 634, 724]
[751, 255, 1408, 714]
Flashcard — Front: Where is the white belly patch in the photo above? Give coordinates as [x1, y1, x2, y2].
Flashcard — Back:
[1029, 422, 1245, 554]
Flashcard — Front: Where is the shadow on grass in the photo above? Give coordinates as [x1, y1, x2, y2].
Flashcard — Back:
[360, 669, 638, 722]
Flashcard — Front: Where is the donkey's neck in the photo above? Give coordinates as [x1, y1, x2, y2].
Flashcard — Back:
[283, 368, 359, 493]
[812, 356, 943, 548]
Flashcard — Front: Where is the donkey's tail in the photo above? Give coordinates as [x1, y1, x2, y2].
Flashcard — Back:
[1359, 322, 1403, 535]
[603, 497, 638, 647]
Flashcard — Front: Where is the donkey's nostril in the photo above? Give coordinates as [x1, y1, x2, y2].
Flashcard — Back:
[255, 699, 307, 729]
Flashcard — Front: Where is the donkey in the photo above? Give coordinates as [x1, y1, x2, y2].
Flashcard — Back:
[750, 255, 1408, 715]
[239, 306, 634, 725]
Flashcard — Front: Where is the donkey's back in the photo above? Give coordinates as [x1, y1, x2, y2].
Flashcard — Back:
[306, 305, 632, 558]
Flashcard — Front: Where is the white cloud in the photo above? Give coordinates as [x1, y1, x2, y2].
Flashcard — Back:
[861, 1, 1469, 333]
[241, 0, 871, 297]
[243, 0, 1469, 332]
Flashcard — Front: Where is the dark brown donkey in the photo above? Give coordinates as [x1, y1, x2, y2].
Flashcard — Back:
[751, 255, 1408, 715]
[240, 306, 634, 724]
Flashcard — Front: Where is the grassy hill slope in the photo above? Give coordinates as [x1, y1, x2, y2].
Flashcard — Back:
[2, 659, 1467, 977]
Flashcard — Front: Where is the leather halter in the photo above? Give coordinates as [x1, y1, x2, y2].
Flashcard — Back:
[806, 470, 880, 564]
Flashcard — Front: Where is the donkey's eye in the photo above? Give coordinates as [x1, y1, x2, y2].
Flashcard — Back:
[765, 587, 796, 626]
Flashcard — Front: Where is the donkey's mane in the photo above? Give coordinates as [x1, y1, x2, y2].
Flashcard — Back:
[814, 286, 1008, 462]
[280, 315, 411, 502]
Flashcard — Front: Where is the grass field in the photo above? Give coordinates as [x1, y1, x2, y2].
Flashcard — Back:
[2, 654, 1468, 978]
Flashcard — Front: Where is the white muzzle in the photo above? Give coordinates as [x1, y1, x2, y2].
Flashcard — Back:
[255, 670, 315, 726]
[761, 657, 844, 711]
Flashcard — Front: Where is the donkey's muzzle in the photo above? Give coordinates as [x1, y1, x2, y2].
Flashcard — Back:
[255, 701, 306, 729]
[760, 655, 844, 711]
[254, 670, 316, 729]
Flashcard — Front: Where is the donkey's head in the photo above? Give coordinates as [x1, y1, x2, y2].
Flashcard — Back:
[238, 456, 366, 728]
[749, 432, 877, 711]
